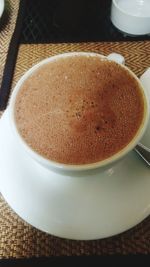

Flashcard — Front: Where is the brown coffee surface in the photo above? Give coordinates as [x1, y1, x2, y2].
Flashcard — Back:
[15, 55, 145, 164]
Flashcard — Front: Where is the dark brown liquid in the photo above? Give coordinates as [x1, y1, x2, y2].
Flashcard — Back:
[15, 55, 145, 164]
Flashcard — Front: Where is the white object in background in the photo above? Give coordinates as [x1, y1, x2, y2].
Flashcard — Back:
[118, 0, 150, 17]
[111, 0, 150, 35]
[0, 0, 4, 19]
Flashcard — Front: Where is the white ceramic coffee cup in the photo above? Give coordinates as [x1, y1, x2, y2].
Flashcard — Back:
[8, 52, 150, 172]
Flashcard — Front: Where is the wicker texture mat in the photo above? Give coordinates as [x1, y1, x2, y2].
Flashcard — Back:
[0, 0, 20, 92]
[0, 42, 150, 257]
[12, 41, 150, 82]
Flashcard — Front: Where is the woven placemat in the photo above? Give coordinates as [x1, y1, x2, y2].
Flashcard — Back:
[0, 0, 26, 110]
[0, 0, 20, 91]
[0, 42, 150, 258]
[11, 41, 150, 86]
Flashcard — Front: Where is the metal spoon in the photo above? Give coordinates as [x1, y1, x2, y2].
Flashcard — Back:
[134, 143, 150, 166]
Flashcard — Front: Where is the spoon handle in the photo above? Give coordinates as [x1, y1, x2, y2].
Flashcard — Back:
[135, 143, 150, 166]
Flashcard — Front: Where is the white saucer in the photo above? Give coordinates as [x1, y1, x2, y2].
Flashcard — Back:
[0, 109, 150, 240]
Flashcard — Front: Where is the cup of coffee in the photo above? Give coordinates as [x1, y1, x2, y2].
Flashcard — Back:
[8, 52, 149, 172]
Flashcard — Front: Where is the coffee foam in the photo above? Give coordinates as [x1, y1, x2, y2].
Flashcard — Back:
[15, 55, 144, 164]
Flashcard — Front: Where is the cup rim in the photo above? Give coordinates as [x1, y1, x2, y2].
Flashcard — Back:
[9, 52, 149, 171]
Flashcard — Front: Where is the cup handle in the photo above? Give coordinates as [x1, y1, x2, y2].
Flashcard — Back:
[140, 68, 150, 99]
[107, 53, 125, 65]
